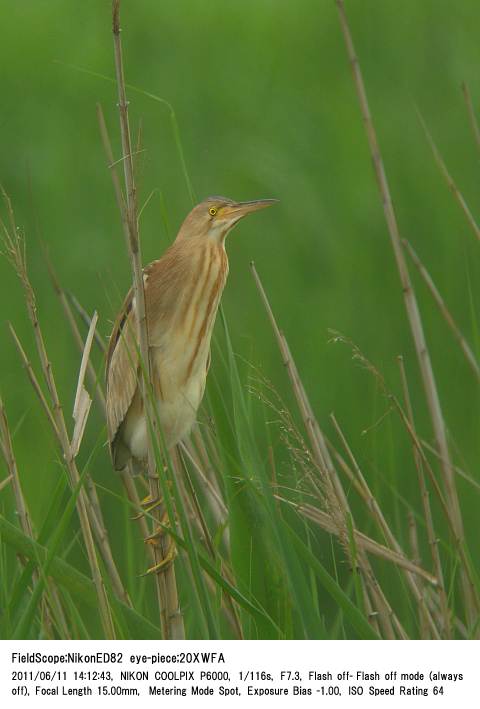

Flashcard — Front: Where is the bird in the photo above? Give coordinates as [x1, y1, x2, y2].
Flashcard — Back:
[106, 196, 277, 473]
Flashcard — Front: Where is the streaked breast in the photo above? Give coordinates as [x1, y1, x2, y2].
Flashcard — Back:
[147, 241, 228, 399]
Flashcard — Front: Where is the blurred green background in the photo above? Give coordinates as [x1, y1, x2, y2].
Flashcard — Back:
[1, 0, 479, 573]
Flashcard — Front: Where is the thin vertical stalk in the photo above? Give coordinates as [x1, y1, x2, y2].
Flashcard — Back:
[251, 263, 402, 637]
[181, 440, 229, 545]
[417, 112, 480, 244]
[176, 447, 243, 638]
[45, 255, 107, 411]
[6, 328, 115, 637]
[0, 397, 70, 638]
[402, 240, 480, 382]
[0, 398, 34, 543]
[7, 317, 127, 608]
[397, 356, 450, 637]
[111, 0, 183, 638]
[50, 279, 171, 603]
[407, 511, 429, 639]
[1, 196, 115, 638]
[330, 413, 440, 639]
[462, 82, 480, 155]
[45, 260, 126, 596]
[335, 0, 475, 625]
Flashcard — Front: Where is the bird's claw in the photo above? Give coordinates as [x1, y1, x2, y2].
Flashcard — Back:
[135, 483, 176, 575]
[144, 517, 169, 546]
[130, 494, 163, 520]
[141, 544, 177, 576]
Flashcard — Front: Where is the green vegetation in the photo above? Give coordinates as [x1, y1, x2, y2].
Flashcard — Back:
[0, 1, 479, 639]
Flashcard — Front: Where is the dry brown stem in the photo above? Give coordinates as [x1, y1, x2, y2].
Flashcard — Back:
[0, 396, 71, 638]
[251, 263, 404, 638]
[417, 111, 480, 244]
[462, 82, 480, 154]
[420, 440, 480, 493]
[0, 475, 13, 493]
[403, 240, 480, 382]
[110, 0, 183, 638]
[9, 332, 116, 636]
[329, 413, 440, 639]
[335, 0, 475, 625]
[407, 511, 430, 638]
[280, 497, 437, 585]
[1, 195, 115, 638]
[45, 254, 107, 412]
[397, 356, 450, 636]
[47, 271, 165, 595]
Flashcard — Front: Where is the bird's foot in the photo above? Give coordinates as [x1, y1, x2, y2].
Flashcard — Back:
[141, 543, 177, 576]
[131, 493, 165, 520]
[144, 512, 170, 546]
[144, 526, 165, 545]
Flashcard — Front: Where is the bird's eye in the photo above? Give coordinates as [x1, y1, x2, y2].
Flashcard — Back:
[209, 207, 217, 217]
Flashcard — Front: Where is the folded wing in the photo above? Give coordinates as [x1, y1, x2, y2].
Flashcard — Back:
[105, 288, 139, 467]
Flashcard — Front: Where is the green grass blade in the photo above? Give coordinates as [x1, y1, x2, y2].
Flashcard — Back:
[287, 525, 379, 640]
[0, 515, 161, 640]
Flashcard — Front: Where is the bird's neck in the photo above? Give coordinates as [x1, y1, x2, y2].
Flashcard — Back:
[177, 239, 229, 381]
[147, 238, 229, 384]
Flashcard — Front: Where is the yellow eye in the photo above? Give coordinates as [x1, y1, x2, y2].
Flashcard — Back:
[209, 207, 217, 217]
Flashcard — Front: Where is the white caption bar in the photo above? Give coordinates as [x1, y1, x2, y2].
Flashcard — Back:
[0, 640, 477, 707]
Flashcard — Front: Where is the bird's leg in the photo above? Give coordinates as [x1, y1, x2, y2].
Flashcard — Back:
[130, 495, 163, 520]
[142, 486, 178, 575]
[137, 464, 178, 576]
[142, 510, 177, 575]
[143, 508, 169, 544]
[142, 542, 177, 576]
[130, 474, 172, 520]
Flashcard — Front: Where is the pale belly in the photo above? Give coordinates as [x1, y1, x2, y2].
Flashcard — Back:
[124, 351, 208, 462]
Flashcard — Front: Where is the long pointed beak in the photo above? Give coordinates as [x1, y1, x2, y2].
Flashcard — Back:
[222, 198, 278, 221]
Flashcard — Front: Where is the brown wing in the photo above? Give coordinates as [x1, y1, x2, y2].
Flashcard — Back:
[105, 288, 139, 462]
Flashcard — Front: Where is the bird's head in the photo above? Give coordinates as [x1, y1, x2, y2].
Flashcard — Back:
[177, 196, 277, 244]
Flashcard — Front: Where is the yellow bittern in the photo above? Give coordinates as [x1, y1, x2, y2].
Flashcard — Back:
[106, 196, 276, 472]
